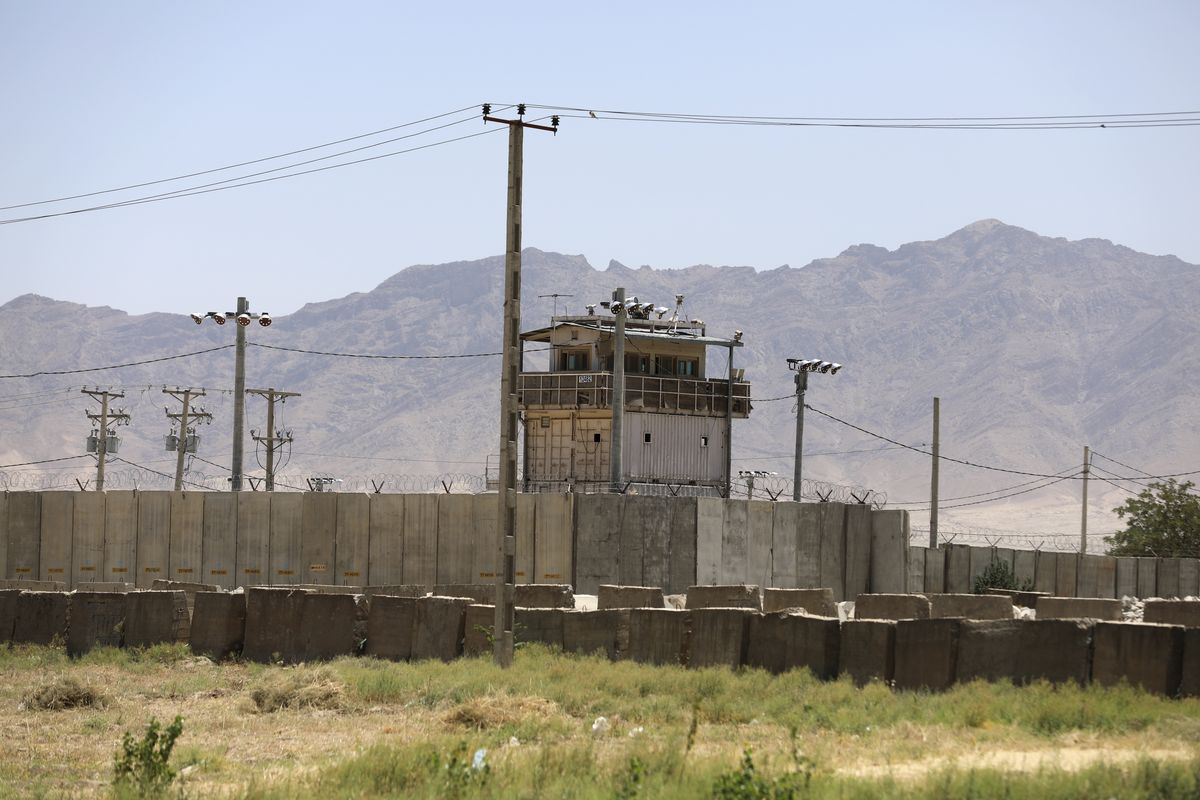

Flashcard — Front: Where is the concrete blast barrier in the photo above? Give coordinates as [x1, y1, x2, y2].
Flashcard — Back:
[907, 547, 926, 596]
[0, 589, 18, 642]
[686, 584, 760, 610]
[38, 491, 72, 583]
[816, 503, 847, 601]
[628, 608, 690, 666]
[243, 587, 309, 663]
[930, 593, 1012, 620]
[335, 493, 370, 587]
[956, 619, 1095, 686]
[515, 608, 565, 649]
[562, 609, 631, 660]
[124, 590, 190, 648]
[843, 505, 871, 601]
[1182, 629, 1200, 698]
[514, 493, 535, 584]
[746, 501, 774, 590]
[269, 492, 303, 585]
[0, 492, 7, 579]
[13, 591, 69, 645]
[793, 503, 824, 590]
[1033, 551, 1057, 595]
[299, 592, 366, 661]
[464, 604, 493, 657]
[894, 618, 960, 691]
[7, 492, 41, 580]
[688, 608, 752, 669]
[136, 492, 171, 589]
[1036, 597, 1122, 621]
[856, 593, 930, 621]
[169, 491, 205, 584]
[870, 510, 908, 594]
[236, 492, 270, 588]
[1137, 557, 1157, 598]
[515, 584, 574, 608]
[1055, 553, 1078, 598]
[301, 492, 337, 585]
[534, 493, 573, 584]
[67, 591, 127, 656]
[572, 493, 621, 594]
[72, 492, 105, 587]
[1158, 559, 1182, 599]
[762, 588, 836, 617]
[694, 497, 723, 586]
[1116, 558, 1138, 598]
[105, 492, 139, 584]
[402, 494, 438, 586]
[190, 591, 246, 660]
[365, 595, 418, 661]
[628, 496, 675, 589]
[718, 500, 749, 585]
[1143, 600, 1200, 627]
[598, 585, 665, 609]
[944, 544, 971, 595]
[770, 502, 800, 589]
[1013, 550, 1036, 591]
[412, 596, 472, 661]
[924, 548, 946, 594]
[368, 494, 404, 586]
[1092, 622, 1185, 696]
[468, 493, 496, 584]
[839, 620, 896, 685]
[202, 493, 237, 589]
[968, 547, 993, 592]
[1180, 560, 1200, 598]
[746, 612, 840, 679]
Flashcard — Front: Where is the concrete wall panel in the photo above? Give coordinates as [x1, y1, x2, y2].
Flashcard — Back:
[1158, 558, 1181, 599]
[0, 492, 6, 579]
[667, 496, 697, 595]
[994, 547, 1016, 572]
[38, 492, 73, 583]
[968, 546, 992, 592]
[1033, 551, 1057, 595]
[907, 547, 927, 595]
[72, 492, 105, 586]
[747, 501, 774, 589]
[1180, 559, 1200, 598]
[6, 492, 40, 580]
[1095, 555, 1118, 599]
[168, 492, 204, 583]
[533, 493, 571, 584]
[945, 544, 971, 594]
[1055, 552, 1078, 597]
[718, 500, 748, 585]
[1077, 554, 1101, 598]
[694, 497, 723, 586]
[469, 492, 496, 583]
[573, 493, 621, 594]
[367, 494, 404, 586]
[104, 491, 137, 584]
[1137, 557, 1157, 598]
[300, 492, 337, 585]
[236, 493, 271, 588]
[401, 494, 438, 586]
[335, 493, 370, 586]
[1116, 557, 1138, 598]
[795, 503, 823, 589]
[515, 493, 535, 583]
[1013, 549, 1036, 590]
[925, 547, 946, 594]
[770, 502, 800, 589]
[269, 493, 303, 585]
[617, 495, 645, 586]
[870, 509, 908, 594]
[435, 494, 473, 584]
[843, 504, 872, 599]
[818, 503, 847, 600]
[638, 496, 674, 590]
[135, 492, 171, 588]
[201, 493, 236, 589]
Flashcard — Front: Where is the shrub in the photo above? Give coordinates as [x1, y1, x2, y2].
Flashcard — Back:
[113, 715, 183, 796]
[22, 676, 104, 711]
[973, 558, 1031, 593]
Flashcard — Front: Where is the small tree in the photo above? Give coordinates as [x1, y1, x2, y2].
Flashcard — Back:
[1106, 479, 1200, 558]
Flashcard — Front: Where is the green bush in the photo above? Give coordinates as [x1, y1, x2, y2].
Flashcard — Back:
[113, 715, 183, 796]
[972, 558, 1031, 594]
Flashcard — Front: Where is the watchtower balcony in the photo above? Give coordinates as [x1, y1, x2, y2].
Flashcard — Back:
[518, 371, 751, 418]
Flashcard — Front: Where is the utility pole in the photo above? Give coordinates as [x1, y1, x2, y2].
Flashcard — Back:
[484, 102, 558, 668]
[609, 287, 627, 492]
[163, 387, 212, 491]
[1080, 445, 1090, 554]
[247, 387, 300, 491]
[787, 359, 843, 502]
[82, 388, 130, 491]
[930, 397, 940, 548]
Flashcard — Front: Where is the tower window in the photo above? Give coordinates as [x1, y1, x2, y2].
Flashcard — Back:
[644, 432, 652, 444]
[700, 436, 709, 447]
[593, 433, 601, 443]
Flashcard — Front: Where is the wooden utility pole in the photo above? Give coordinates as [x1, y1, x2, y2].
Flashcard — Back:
[484, 103, 558, 668]
[1080, 445, 1090, 554]
[163, 387, 212, 491]
[247, 387, 300, 491]
[930, 397, 940, 548]
[82, 388, 130, 491]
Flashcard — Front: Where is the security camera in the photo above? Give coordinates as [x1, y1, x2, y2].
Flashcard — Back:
[610, 302, 624, 315]
[733, 330, 743, 342]
[828, 363, 843, 374]
[190, 313, 203, 324]
[586, 304, 597, 315]
[786, 358, 799, 369]
[654, 306, 669, 318]
[211, 313, 226, 325]
[817, 362, 833, 373]
[258, 313, 272, 327]
[236, 313, 251, 326]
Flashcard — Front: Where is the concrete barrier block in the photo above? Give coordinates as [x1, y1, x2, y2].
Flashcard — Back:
[1037, 597, 1122, 621]
[1077, 555, 1101, 598]
[243, 587, 309, 663]
[855, 593, 930, 620]
[1137, 557, 1157, 598]
[907, 548, 925, 596]
[1180, 560, 1200, 598]
[1092, 622, 1184, 695]
[464, 604, 494, 657]
[2, 579, 67, 591]
[0, 589, 18, 642]
[894, 618, 960, 691]
[762, 588, 836, 617]
[598, 585, 665, 609]
[747, 612, 841, 679]
[433, 584, 493, 605]
[514, 584, 574, 608]
[189, 591, 246, 660]
[843, 505, 871, 599]
[364, 585, 429, 598]
[968, 547, 993, 592]
[1033, 551, 1057, 595]
[1182, 629, 1200, 697]
[124, 590, 190, 648]
[944, 545, 971, 594]
[688, 608, 752, 669]
[686, 584, 760, 610]
[365, 595, 418, 661]
[515, 608, 565, 649]
[1013, 550, 1036, 590]
[562, 609, 631, 660]
[1019, 619, 1094, 685]
[1095, 556, 1118, 599]
[984, 588, 1049, 609]
[1143, 600, 1200, 627]
[298, 592, 366, 661]
[1055, 554, 1078, 597]
[78, 582, 135, 593]
[13, 591, 69, 645]
[930, 593, 1012, 620]
[924, 547, 946, 594]
[67, 592, 127, 656]
[838, 619, 896, 685]
[956, 619, 1023, 684]
[1116, 558, 1138, 598]
[1158, 559, 1182, 599]
[412, 596, 472, 661]
[628, 608, 690, 666]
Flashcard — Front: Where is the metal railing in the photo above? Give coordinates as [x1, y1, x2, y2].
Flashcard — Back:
[518, 371, 751, 417]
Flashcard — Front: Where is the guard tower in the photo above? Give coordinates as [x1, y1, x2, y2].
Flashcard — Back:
[518, 291, 751, 493]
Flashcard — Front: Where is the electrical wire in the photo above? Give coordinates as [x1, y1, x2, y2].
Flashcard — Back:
[0, 344, 234, 379]
[0, 454, 91, 469]
[109, 456, 213, 491]
[890, 466, 1081, 506]
[247, 342, 552, 359]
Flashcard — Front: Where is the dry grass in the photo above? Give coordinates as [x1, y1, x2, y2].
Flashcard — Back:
[21, 675, 104, 711]
[442, 693, 562, 730]
[248, 666, 347, 713]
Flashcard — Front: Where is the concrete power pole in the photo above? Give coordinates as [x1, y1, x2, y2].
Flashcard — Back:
[1080, 445, 1090, 554]
[247, 387, 300, 491]
[231, 296, 249, 492]
[609, 287, 627, 492]
[791, 370, 807, 501]
[82, 388, 130, 491]
[930, 397, 940, 548]
[484, 103, 558, 668]
[163, 387, 212, 491]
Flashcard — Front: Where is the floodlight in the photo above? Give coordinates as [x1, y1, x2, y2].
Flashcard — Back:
[828, 363, 842, 374]
[786, 358, 799, 369]
[586, 304, 597, 315]
[610, 302, 625, 315]
[817, 362, 833, 373]
[211, 313, 226, 325]
[190, 313, 203, 324]
[236, 313, 251, 326]
[258, 313, 272, 327]
[654, 306, 669, 318]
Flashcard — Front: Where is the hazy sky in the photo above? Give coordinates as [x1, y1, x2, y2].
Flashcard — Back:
[2, 1, 1197, 315]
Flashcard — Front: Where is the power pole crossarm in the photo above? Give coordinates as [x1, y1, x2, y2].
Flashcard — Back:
[163, 387, 211, 491]
[82, 388, 130, 491]
[247, 388, 300, 491]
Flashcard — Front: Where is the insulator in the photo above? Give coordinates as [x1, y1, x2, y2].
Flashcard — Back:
[482, 103, 491, 117]
[517, 103, 526, 116]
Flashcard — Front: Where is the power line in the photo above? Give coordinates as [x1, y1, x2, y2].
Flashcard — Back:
[0, 344, 235, 379]
[891, 466, 1080, 505]
[109, 456, 213, 491]
[0, 454, 91, 469]
[248, 342, 510, 360]
[0, 104, 491, 212]
[910, 472, 1082, 510]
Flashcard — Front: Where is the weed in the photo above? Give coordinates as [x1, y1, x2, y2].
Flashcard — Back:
[112, 715, 183, 797]
[22, 675, 104, 711]
[973, 558, 1031, 593]
[711, 748, 806, 799]
[615, 755, 647, 799]
[249, 666, 345, 712]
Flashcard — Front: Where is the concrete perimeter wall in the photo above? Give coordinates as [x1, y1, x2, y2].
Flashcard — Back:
[911, 544, 1200, 599]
